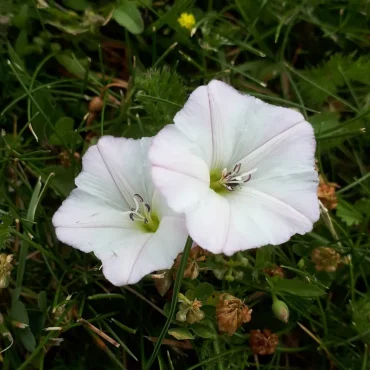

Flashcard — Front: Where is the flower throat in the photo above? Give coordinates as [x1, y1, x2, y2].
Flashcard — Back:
[210, 163, 257, 194]
[129, 194, 159, 232]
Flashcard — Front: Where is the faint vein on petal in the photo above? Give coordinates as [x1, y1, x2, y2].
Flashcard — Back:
[97, 144, 135, 206]
[241, 187, 312, 224]
[235, 120, 304, 167]
[124, 232, 153, 285]
[207, 83, 225, 169]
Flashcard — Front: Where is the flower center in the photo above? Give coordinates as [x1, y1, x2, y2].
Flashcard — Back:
[129, 194, 159, 233]
[210, 163, 257, 193]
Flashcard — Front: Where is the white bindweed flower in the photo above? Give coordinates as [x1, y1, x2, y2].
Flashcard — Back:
[149, 80, 319, 255]
[52, 136, 187, 285]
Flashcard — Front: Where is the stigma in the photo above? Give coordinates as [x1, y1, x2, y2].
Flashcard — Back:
[129, 194, 154, 224]
[218, 164, 257, 191]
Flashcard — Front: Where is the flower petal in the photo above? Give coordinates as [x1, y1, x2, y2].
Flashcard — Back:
[150, 80, 318, 255]
[185, 187, 315, 256]
[52, 189, 137, 254]
[82, 136, 154, 207]
[245, 122, 319, 223]
[185, 190, 230, 255]
[173, 85, 213, 166]
[53, 136, 187, 286]
[99, 216, 188, 285]
[149, 125, 210, 213]
[223, 188, 315, 255]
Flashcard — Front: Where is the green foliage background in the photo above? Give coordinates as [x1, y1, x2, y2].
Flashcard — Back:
[0, 0, 370, 369]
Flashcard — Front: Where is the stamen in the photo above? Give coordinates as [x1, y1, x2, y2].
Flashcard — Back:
[233, 163, 241, 173]
[217, 164, 257, 191]
[134, 194, 144, 203]
[129, 194, 155, 226]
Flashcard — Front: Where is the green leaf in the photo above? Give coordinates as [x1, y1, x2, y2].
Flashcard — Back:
[19, 327, 36, 352]
[7, 41, 26, 73]
[337, 199, 363, 227]
[0, 214, 12, 250]
[168, 327, 194, 340]
[292, 243, 309, 257]
[194, 283, 214, 301]
[55, 53, 100, 84]
[14, 29, 28, 57]
[191, 323, 216, 339]
[269, 277, 326, 297]
[309, 112, 340, 135]
[37, 291, 47, 313]
[62, 0, 90, 11]
[28, 309, 46, 338]
[47, 165, 76, 198]
[255, 245, 272, 268]
[12, 4, 29, 29]
[30, 91, 65, 141]
[49, 116, 81, 146]
[11, 300, 29, 324]
[352, 295, 370, 343]
[113, 1, 144, 35]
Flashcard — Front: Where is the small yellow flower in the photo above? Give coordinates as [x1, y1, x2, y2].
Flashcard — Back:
[177, 13, 196, 31]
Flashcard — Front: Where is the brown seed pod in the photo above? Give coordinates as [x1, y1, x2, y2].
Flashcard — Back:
[311, 247, 341, 272]
[216, 293, 252, 336]
[249, 329, 279, 355]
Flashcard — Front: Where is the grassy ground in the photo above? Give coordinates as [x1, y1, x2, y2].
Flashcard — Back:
[1, 0, 370, 369]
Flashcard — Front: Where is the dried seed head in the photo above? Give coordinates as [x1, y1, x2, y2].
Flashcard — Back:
[58, 150, 80, 168]
[311, 247, 341, 272]
[318, 175, 339, 210]
[0, 254, 13, 289]
[263, 265, 285, 278]
[173, 246, 207, 280]
[216, 293, 252, 336]
[249, 329, 279, 355]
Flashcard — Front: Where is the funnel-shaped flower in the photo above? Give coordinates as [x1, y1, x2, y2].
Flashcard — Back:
[149, 80, 319, 255]
[53, 136, 187, 285]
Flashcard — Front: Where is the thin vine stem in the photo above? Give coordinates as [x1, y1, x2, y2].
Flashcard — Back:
[144, 236, 193, 370]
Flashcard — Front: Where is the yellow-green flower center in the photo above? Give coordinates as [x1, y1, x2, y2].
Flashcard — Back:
[129, 194, 160, 233]
[209, 164, 257, 194]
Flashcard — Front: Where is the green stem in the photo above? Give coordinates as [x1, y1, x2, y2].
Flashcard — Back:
[144, 236, 193, 370]
[212, 334, 224, 370]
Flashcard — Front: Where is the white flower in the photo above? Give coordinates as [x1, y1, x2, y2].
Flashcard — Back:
[52, 136, 187, 286]
[149, 80, 319, 255]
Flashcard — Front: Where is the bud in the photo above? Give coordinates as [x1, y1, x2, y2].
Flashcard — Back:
[89, 96, 104, 113]
[0, 254, 13, 289]
[318, 175, 339, 210]
[311, 247, 340, 272]
[176, 293, 205, 325]
[249, 329, 279, 355]
[216, 294, 252, 336]
[224, 273, 234, 282]
[271, 296, 289, 323]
